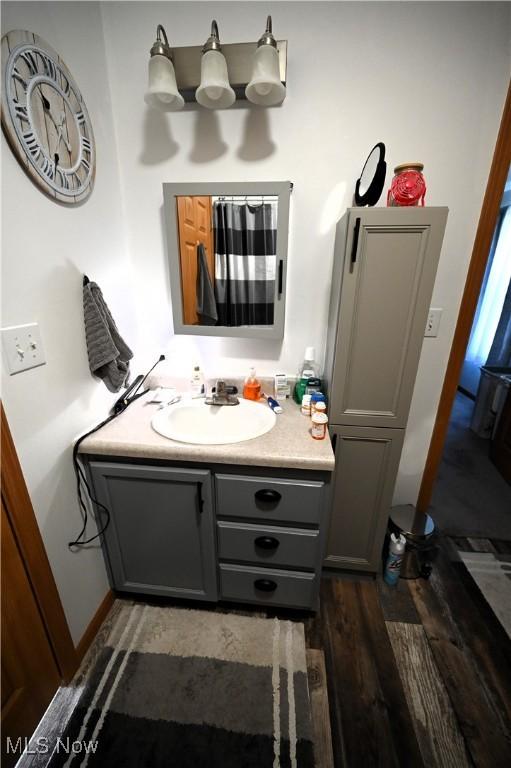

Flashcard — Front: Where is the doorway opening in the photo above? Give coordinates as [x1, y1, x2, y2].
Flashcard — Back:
[430, 168, 511, 537]
[418, 82, 511, 523]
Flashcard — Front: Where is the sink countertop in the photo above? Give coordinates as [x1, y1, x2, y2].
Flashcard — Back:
[78, 392, 335, 472]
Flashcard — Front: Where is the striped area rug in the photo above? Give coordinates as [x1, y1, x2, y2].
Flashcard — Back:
[458, 551, 511, 637]
[48, 603, 315, 767]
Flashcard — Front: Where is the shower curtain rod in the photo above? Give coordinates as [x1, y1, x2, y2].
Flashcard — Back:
[214, 195, 280, 202]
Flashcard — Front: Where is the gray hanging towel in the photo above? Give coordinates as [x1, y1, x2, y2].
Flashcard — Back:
[196, 243, 218, 325]
[83, 276, 133, 392]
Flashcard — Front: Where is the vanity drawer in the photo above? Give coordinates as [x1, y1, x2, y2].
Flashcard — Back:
[219, 563, 316, 609]
[217, 521, 319, 570]
[215, 474, 324, 525]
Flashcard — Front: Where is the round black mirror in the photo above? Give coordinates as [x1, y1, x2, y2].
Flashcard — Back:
[354, 142, 387, 207]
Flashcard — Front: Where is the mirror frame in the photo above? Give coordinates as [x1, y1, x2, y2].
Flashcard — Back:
[354, 142, 387, 207]
[163, 181, 291, 339]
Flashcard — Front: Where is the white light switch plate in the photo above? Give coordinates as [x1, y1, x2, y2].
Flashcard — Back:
[425, 308, 442, 337]
[2, 323, 46, 374]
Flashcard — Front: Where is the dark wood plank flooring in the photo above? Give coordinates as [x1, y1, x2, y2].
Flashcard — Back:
[308, 536, 511, 768]
[21, 536, 511, 768]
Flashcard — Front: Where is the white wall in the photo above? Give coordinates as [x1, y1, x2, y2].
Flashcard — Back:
[1, 2, 138, 644]
[102, 1, 510, 504]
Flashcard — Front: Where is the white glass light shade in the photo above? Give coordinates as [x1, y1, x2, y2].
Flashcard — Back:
[144, 54, 184, 111]
[246, 45, 285, 106]
[195, 50, 235, 109]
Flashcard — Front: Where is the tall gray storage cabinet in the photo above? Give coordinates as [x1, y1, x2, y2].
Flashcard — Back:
[324, 207, 448, 572]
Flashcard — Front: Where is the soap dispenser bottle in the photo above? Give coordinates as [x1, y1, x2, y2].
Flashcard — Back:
[243, 368, 261, 401]
[190, 365, 205, 398]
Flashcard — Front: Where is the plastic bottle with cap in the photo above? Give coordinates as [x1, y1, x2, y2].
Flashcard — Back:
[300, 346, 317, 378]
[190, 365, 205, 398]
[294, 347, 319, 404]
[383, 533, 406, 586]
[243, 367, 261, 401]
[310, 392, 326, 416]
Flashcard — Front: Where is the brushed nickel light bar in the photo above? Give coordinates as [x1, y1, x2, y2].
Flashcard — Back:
[145, 16, 287, 110]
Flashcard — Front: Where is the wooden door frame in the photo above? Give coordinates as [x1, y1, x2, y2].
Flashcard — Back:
[1, 403, 78, 681]
[417, 80, 511, 512]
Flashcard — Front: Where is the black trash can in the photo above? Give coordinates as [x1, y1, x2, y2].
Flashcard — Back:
[389, 505, 437, 579]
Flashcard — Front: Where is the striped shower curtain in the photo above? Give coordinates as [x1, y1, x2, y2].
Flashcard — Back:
[213, 201, 277, 326]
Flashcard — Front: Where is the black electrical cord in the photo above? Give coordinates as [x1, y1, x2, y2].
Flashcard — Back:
[69, 355, 166, 549]
[69, 413, 117, 549]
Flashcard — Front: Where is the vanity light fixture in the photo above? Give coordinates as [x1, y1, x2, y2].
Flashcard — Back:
[246, 16, 286, 106]
[143, 19, 287, 109]
[195, 21, 235, 109]
[144, 25, 184, 111]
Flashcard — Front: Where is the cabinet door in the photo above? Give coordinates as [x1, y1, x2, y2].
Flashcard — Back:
[324, 426, 404, 572]
[329, 207, 448, 428]
[89, 463, 217, 601]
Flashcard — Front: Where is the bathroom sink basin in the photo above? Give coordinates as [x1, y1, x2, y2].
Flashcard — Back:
[151, 398, 276, 445]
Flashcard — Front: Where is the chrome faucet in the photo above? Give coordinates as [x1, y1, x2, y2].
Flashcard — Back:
[205, 379, 239, 406]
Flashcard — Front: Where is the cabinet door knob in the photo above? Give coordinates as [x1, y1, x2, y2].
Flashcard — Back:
[255, 536, 280, 550]
[254, 489, 282, 504]
[254, 578, 278, 592]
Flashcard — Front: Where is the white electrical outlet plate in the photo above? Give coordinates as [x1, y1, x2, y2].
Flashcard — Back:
[425, 308, 442, 337]
[1, 323, 46, 374]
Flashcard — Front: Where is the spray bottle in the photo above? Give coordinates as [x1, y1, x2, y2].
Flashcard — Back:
[383, 533, 406, 586]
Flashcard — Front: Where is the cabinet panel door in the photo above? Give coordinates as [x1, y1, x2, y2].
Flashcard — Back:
[324, 426, 404, 572]
[90, 463, 217, 601]
[329, 207, 447, 428]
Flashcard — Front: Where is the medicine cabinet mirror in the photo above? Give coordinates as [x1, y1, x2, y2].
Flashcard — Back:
[163, 181, 291, 339]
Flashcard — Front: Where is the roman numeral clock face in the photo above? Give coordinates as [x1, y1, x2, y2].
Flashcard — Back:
[1, 30, 95, 204]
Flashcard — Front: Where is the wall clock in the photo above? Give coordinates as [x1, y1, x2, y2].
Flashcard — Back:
[1, 30, 95, 204]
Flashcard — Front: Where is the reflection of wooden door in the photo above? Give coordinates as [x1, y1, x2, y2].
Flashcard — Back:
[177, 196, 214, 324]
[1, 405, 76, 767]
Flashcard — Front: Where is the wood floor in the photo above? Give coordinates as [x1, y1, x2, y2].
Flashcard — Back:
[18, 536, 511, 768]
[306, 536, 511, 768]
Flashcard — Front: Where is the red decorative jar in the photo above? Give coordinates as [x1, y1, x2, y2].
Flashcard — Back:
[387, 162, 426, 207]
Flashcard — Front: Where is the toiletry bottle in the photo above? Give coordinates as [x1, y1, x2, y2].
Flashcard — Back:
[311, 411, 328, 440]
[384, 533, 406, 586]
[301, 347, 317, 378]
[243, 368, 261, 401]
[190, 365, 205, 398]
[301, 394, 312, 416]
[312, 400, 327, 420]
[305, 377, 322, 395]
[310, 392, 327, 416]
[294, 347, 319, 404]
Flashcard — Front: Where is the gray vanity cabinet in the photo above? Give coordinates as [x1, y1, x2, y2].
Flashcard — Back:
[324, 207, 448, 572]
[87, 460, 329, 610]
[89, 462, 217, 601]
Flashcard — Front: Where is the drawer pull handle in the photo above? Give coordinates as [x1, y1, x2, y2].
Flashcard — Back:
[255, 536, 280, 550]
[254, 578, 278, 592]
[255, 489, 282, 504]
